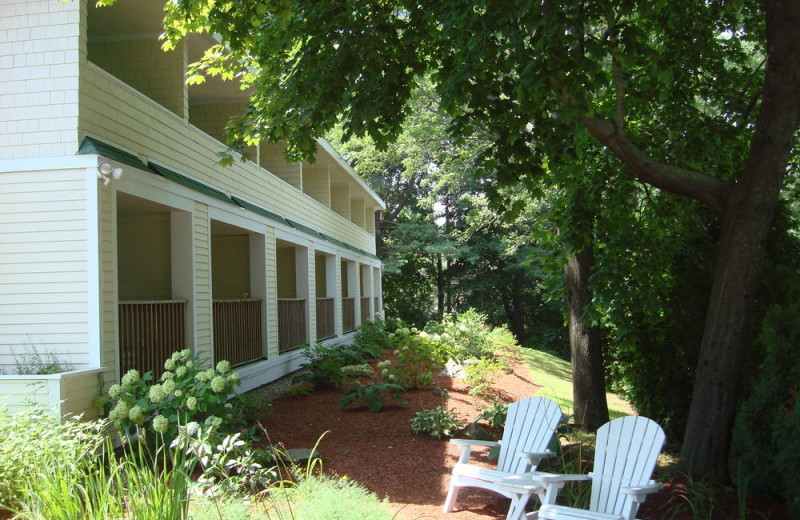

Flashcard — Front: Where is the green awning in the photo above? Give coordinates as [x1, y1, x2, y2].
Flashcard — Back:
[78, 137, 149, 172]
[232, 196, 288, 226]
[149, 162, 233, 204]
[286, 218, 325, 240]
[319, 232, 347, 249]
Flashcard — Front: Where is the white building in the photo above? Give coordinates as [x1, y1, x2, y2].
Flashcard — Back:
[0, 0, 385, 417]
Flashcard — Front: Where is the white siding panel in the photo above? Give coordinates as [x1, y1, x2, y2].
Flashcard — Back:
[0, 167, 91, 367]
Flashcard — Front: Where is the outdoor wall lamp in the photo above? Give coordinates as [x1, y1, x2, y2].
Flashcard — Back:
[97, 161, 123, 186]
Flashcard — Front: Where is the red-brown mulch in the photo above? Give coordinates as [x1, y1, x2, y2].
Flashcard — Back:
[252, 352, 791, 520]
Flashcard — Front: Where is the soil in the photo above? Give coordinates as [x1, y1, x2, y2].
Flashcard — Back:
[251, 351, 792, 520]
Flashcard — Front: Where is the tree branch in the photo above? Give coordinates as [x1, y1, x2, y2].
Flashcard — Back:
[579, 115, 730, 213]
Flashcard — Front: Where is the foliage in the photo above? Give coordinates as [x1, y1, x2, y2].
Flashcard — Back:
[340, 381, 407, 412]
[13, 343, 74, 375]
[104, 349, 241, 445]
[463, 357, 506, 399]
[410, 406, 464, 440]
[478, 402, 509, 429]
[0, 410, 106, 509]
[292, 343, 369, 390]
[436, 309, 496, 360]
[340, 364, 376, 378]
[352, 319, 391, 359]
[382, 327, 448, 389]
[278, 475, 395, 520]
[732, 302, 800, 518]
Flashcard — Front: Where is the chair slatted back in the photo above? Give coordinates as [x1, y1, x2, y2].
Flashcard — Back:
[496, 396, 563, 474]
[590, 416, 666, 517]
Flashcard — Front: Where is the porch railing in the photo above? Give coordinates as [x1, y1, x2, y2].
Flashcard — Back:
[360, 297, 371, 325]
[342, 297, 356, 333]
[316, 298, 335, 340]
[213, 299, 263, 367]
[119, 300, 186, 380]
[278, 298, 307, 353]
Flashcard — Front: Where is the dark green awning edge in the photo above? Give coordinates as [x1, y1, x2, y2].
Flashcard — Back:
[78, 137, 149, 172]
[149, 162, 233, 204]
[232, 196, 288, 226]
[286, 218, 326, 241]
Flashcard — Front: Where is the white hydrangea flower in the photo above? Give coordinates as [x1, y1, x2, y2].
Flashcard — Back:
[128, 405, 145, 425]
[164, 358, 176, 371]
[175, 366, 188, 378]
[162, 378, 176, 395]
[186, 396, 197, 411]
[108, 384, 122, 399]
[210, 376, 226, 393]
[185, 421, 200, 436]
[121, 369, 140, 386]
[152, 414, 169, 433]
[149, 384, 166, 403]
[215, 360, 231, 374]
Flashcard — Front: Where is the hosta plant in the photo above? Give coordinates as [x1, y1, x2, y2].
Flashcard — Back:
[410, 406, 464, 439]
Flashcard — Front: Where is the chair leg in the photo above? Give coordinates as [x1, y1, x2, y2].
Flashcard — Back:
[442, 485, 461, 513]
[505, 492, 532, 520]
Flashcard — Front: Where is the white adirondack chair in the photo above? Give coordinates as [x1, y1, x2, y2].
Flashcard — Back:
[525, 415, 666, 520]
[443, 396, 563, 520]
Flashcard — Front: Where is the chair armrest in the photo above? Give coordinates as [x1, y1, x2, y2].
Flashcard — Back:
[519, 450, 555, 470]
[621, 481, 662, 503]
[496, 472, 592, 506]
[449, 438, 500, 464]
[526, 471, 592, 484]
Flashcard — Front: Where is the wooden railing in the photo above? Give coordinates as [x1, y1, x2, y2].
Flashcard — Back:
[360, 297, 371, 325]
[213, 299, 263, 367]
[119, 300, 186, 380]
[316, 298, 335, 340]
[278, 298, 307, 353]
[342, 297, 356, 333]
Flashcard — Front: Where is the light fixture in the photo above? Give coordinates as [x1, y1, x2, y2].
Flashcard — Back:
[97, 161, 123, 186]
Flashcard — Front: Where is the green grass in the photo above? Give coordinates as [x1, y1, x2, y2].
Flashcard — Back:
[517, 347, 634, 419]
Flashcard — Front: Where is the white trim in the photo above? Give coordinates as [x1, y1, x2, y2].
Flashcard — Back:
[86, 167, 102, 368]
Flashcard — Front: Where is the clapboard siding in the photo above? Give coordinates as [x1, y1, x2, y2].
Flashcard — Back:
[79, 64, 378, 254]
[0, 168, 90, 373]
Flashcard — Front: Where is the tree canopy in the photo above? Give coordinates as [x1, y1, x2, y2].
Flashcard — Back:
[154, 0, 800, 480]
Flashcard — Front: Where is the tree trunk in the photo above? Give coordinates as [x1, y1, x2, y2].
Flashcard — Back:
[565, 244, 609, 431]
[677, 0, 800, 480]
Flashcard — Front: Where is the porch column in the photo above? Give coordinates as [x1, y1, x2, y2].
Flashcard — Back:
[250, 232, 268, 359]
[193, 203, 213, 363]
[265, 228, 279, 358]
[307, 244, 317, 344]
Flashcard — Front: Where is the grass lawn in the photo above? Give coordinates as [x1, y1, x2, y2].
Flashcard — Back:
[517, 347, 634, 419]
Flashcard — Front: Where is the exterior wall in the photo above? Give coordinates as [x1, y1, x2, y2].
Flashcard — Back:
[315, 253, 327, 297]
[0, 0, 83, 159]
[79, 63, 378, 253]
[117, 214, 171, 300]
[190, 102, 256, 159]
[0, 166, 92, 372]
[88, 38, 187, 118]
[276, 245, 297, 298]
[211, 235, 250, 299]
[260, 142, 301, 190]
[303, 165, 330, 208]
[350, 198, 365, 228]
[331, 185, 350, 220]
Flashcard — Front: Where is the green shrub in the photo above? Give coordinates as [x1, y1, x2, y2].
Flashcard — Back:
[0, 409, 106, 509]
[277, 474, 395, 520]
[441, 309, 496, 360]
[340, 381, 407, 412]
[382, 327, 447, 389]
[410, 406, 464, 439]
[104, 349, 240, 445]
[732, 303, 800, 517]
[293, 344, 369, 390]
[464, 357, 506, 398]
[352, 319, 390, 358]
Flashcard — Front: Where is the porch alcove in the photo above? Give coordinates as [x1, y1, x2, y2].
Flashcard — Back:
[360, 263, 372, 324]
[210, 220, 266, 368]
[315, 252, 336, 340]
[116, 193, 191, 380]
[276, 241, 309, 352]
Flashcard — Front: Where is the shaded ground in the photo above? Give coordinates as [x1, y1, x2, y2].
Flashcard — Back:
[251, 352, 791, 520]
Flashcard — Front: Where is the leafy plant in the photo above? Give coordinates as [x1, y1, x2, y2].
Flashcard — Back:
[341, 364, 376, 378]
[463, 357, 505, 398]
[292, 344, 368, 390]
[271, 474, 395, 520]
[352, 319, 390, 359]
[479, 402, 509, 428]
[382, 327, 447, 389]
[13, 342, 74, 375]
[340, 381, 407, 412]
[104, 349, 241, 445]
[410, 406, 464, 439]
[0, 409, 106, 510]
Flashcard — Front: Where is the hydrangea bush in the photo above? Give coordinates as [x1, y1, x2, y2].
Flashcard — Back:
[105, 349, 240, 443]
